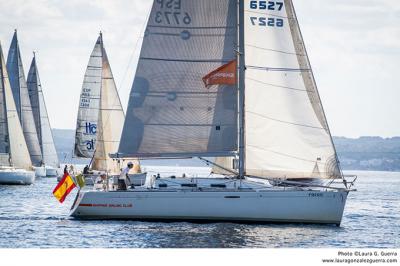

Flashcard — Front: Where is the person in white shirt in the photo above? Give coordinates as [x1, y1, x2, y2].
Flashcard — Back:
[118, 162, 133, 190]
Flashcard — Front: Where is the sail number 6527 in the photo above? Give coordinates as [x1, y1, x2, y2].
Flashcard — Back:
[250, 1, 284, 11]
[250, 17, 283, 27]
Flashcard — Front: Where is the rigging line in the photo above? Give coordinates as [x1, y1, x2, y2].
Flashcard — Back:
[117, 6, 151, 102]
[147, 25, 235, 30]
[246, 110, 325, 130]
[245, 44, 305, 56]
[246, 144, 324, 164]
[246, 65, 311, 72]
[244, 9, 289, 19]
[246, 76, 313, 92]
[140, 57, 231, 63]
[147, 32, 228, 38]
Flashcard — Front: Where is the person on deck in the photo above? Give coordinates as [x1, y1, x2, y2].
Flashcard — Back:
[63, 165, 68, 174]
[118, 162, 134, 190]
[83, 165, 89, 175]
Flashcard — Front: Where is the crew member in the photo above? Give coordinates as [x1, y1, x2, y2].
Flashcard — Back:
[118, 162, 134, 190]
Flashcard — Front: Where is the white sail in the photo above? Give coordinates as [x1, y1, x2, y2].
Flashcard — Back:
[6, 31, 42, 166]
[91, 40, 125, 173]
[241, 0, 340, 179]
[74, 36, 102, 158]
[27, 55, 59, 168]
[118, 0, 238, 158]
[0, 43, 32, 170]
[75, 34, 127, 173]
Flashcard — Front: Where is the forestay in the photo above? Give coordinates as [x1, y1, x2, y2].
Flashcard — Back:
[214, 0, 341, 179]
[6, 31, 42, 166]
[0, 44, 32, 169]
[118, 0, 238, 157]
[27, 55, 59, 168]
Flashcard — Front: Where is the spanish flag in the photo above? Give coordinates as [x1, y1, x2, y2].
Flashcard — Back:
[53, 172, 77, 203]
[202, 59, 237, 87]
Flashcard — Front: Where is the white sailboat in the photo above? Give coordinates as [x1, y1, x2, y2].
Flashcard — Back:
[0, 42, 35, 185]
[6, 30, 45, 177]
[74, 33, 145, 185]
[27, 53, 60, 177]
[70, 0, 355, 225]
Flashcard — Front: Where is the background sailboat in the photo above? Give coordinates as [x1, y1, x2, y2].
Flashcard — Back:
[6, 30, 44, 177]
[27, 53, 60, 176]
[74, 33, 144, 184]
[0, 42, 35, 185]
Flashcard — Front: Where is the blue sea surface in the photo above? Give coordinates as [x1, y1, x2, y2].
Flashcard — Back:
[0, 170, 399, 248]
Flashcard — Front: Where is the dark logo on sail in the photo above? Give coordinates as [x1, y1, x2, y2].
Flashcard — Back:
[86, 139, 95, 151]
[85, 122, 97, 135]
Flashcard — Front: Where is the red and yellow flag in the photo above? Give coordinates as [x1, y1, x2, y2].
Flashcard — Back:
[202, 59, 237, 87]
[52, 172, 76, 203]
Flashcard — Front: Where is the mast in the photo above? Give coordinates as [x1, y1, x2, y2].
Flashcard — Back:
[238, 0, 245, 178]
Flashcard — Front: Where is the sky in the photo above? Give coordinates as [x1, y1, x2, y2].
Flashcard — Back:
[0, 0, 399, 138]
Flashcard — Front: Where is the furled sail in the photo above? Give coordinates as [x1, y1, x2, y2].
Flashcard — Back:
[6, 31, 42, 166]
[242, 0, 340, 179]
[0, 43, 32, 169]
[27, 54, 59, 168]
[118, 0, 238, 158]
[75, 34, 126, 173]
[74, 36, 102, 158]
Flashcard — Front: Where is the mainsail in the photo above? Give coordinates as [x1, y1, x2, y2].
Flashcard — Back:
[118, 0, 238, 158]
[75, 34, 125, 173]
[0, 42, 32, 169]
[119, 0, 341, 179]
[6, 31, 42, 166]
[27, 54, 59, 168]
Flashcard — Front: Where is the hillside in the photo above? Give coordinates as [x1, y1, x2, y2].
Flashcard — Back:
[333, 136, 400, 171]
[52, 129, 400, 171]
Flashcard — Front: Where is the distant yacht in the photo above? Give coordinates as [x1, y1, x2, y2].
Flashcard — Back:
[74, 33, 145, 185]
[0, 42, 35, 185]
[6, 30, 45, 177]
[27, 53, 60, 177]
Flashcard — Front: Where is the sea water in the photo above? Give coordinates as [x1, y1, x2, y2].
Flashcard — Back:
[0, 169, 398, 248]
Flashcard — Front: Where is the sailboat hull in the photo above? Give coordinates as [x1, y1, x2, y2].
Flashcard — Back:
[70, 189, 348, 225]
[0, 168, 35, 185]
[34, 166, 46, 177]
[45, 166, 58, 177]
